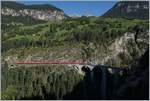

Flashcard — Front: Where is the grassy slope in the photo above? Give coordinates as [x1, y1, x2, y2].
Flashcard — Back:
[1, 17, 149, 99]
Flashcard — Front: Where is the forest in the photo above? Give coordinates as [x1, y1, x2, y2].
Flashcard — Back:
[1, 16, 149, 99]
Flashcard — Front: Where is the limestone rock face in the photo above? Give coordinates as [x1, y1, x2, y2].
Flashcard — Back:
[2, 8, 65, 21]
[1, 1, 66, 21]
[103, 1, 149, 20]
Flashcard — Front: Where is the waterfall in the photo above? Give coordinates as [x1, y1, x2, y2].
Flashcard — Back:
[100, 66, 107, 99]
[90, 71, 94, 83]
[112, 68, 119, 97]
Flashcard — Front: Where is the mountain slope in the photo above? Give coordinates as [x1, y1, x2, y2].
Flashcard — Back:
[1, 1, 149, 100]
[1, 1, 66, 22]
[103, 1, 149, 19]
[1, 1, 62, 11]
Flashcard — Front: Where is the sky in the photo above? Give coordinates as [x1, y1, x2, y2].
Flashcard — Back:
[16, 1, 117, 16]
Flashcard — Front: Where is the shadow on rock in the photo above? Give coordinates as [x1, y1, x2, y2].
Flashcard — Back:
[64, 48, 149, 100]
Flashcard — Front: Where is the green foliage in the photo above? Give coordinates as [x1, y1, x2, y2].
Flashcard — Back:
[2, 15, 46, 26]
[1, 65, 83, 100]
[1, 16, 149, 99]
[1, 85, 19, 100]
[2, 17, 148, 52]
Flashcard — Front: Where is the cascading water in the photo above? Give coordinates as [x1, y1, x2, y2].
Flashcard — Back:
[100, 66, 107, 99]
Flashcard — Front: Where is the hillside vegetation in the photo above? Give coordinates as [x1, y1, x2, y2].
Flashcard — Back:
[2, 16, 149, 100]
[2, 17, 148, 65]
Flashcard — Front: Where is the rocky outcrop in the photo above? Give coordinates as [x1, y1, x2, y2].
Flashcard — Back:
[103, 31, 148, 67]
[103, 1, 149, 19]
[116, 48, 149, 99]
[2, 8, 65, 21]
[1, 1, 66, 21]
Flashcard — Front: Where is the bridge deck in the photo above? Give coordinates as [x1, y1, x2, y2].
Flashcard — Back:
[9, 60, 127, 72]
[15, 61, 87, 65]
